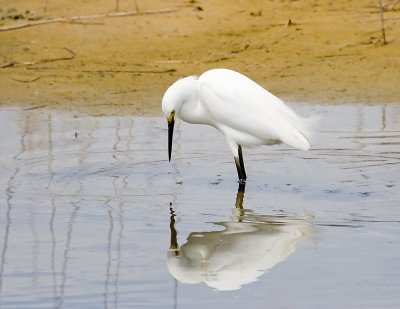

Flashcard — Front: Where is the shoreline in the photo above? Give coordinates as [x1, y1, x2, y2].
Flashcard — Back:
[1, 0, 399, 116]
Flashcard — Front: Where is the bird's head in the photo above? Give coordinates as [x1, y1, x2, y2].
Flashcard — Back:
[162, 75, 199, 162]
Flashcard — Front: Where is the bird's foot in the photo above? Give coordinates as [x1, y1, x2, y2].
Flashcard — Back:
[238, 179, 246, 192]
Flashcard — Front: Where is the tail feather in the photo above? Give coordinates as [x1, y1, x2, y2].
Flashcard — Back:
[278, 112, 319, 151]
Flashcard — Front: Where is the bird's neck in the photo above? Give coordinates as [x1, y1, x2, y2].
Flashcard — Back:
[176, 77, 210, 125]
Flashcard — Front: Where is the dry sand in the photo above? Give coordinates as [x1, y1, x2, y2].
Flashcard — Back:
[0, 0, 399, 116]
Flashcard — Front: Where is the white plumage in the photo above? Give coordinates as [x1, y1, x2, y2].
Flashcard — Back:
[162, 68, 313, 184]
[167, 212, 311, 291]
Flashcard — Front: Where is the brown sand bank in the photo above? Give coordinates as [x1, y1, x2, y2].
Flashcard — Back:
[0, 0, 399, 116]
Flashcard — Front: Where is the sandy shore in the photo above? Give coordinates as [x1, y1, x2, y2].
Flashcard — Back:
[1, 0, 399, 116]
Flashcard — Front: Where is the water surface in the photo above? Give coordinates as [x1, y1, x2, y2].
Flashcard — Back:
[0, 104, 399, 308]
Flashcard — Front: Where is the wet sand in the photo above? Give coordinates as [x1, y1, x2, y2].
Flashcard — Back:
[0, 104, 399, 307]
[1, 1, 400, 115]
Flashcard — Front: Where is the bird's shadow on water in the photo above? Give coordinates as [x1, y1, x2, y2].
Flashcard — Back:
[167, 185, 314, 291]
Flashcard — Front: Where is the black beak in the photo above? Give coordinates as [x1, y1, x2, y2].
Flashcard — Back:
[168, 117, 175, 162]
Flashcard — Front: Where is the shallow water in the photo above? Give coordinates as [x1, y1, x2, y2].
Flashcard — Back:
[0, 104, 399, 308]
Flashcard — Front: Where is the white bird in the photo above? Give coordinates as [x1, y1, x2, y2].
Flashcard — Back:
[162, 68, 313, 184]
[167, 208, 312, 291]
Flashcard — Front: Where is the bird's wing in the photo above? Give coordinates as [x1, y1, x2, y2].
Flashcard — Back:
[198, 69, 311, 150]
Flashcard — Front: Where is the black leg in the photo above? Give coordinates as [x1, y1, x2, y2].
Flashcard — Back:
[234, 156, 244, 181]
[234, 145, 247, 185]
[238, 145, 247, 181]
[238, 182, 246, 193]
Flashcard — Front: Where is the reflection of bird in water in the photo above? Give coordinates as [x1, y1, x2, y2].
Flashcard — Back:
[167, 188, 313, 291]
[162, 68, 314, 185]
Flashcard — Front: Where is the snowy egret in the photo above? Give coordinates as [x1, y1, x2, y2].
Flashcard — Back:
[167, 201, 312, 291]
[162, 68, 313, 184]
